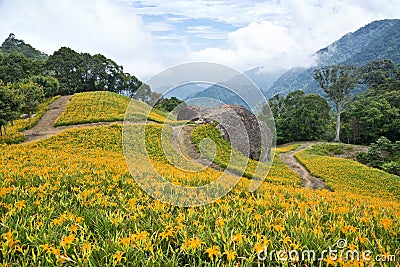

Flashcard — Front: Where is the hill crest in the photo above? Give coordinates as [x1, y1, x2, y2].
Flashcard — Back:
[0, 33, 48, 60]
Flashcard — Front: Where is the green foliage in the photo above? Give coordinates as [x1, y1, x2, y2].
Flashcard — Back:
[382, 161, 400, 176]
[0, 82, 24, 134]
[0, 53, 45, 84]
[313, 65, 358, 141]
[47, 47, 142, 95]
[154, 97, 186, 113]
[0, 33, 47, 60]
[0, 79, 46, 138]
[313, 65, 358, 105]
[341, 63, 400, 144]
[356, 137, 400, 176]
[0, 96, 59, 144]
[28, 75, 61, 97]
[265, 91, 332, 144]
[18, 80, 45, 115]
[358, 59, 396, 86]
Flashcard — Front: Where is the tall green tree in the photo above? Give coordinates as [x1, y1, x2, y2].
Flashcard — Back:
[313, 65, 358, 142]
[18, 80, 44, 117]
[0, 82, 23, 135]
[28, 75, 60, 97]
[267, 94, 285, 118]
[123, 73, 142, 97]
[265, 90, 331, 144]
[133, 84, 161, 105]
[46, 47, 81, 94]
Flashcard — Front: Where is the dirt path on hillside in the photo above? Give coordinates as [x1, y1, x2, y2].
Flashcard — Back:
[24, 95, 72, 142]
[171, 125, 229, 173]
[170, 126, 327, 186]
[279, 143, 326, 189]
[24, 96, 127, 143]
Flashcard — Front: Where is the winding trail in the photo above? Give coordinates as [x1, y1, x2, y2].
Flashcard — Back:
[23, 96, 124, 143]
[279, 143, 326, 189]
[171, 125, 228, 173]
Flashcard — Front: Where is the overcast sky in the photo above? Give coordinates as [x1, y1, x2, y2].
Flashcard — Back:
[0, 0, 399, 79]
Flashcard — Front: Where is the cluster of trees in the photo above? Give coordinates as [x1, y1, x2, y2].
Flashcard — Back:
[0, 80, 44, 135]
[154, 96, 185, 113]
[356, 137, 400, 176]
[0, 34, 143, 97]
[314, 59, 400, 145]
[47, 47, 142, 96]
[265, 91, 332, 144]
[341, 61, 400, 144]
[0, 34, 185, 134]
[267, 59, 399, 146]
[0, 33, 47, 60]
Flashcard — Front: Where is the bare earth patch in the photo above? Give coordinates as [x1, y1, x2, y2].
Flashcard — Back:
[279, 143, 326, 189]
[171, 125, 228, 173]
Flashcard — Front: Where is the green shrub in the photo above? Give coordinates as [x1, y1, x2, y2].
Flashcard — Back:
[382, 161, 400, 176]
[356, 136, 400, 176]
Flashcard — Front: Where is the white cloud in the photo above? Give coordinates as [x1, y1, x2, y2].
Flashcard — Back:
[186, 26, 228, 40]
[146, 22, 174, 32]
[190, 21, 309, 71]
[186, 26, 213, 33]
[1, 0, 400, 79]
[0, 0, 164, 78]
[188, 0, 400, 71]
[133, 0, 285, 26]
[156, 35, 182, 40]
[277, 0, 400, 66]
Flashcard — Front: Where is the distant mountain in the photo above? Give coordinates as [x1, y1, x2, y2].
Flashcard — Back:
[189, 83, 251, 110]
[243, 67, 286, 93]
[189, 72, 270, 112]
[163, 83, 209, 100]
[268, 19, 400, 98]
[161, 67, 284, 109]
[0, 33, 47, 60]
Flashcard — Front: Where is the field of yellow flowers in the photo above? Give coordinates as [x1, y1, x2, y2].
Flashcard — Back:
[0, 96, 59, 145]
[191, 124, 302, 187]
[54, 92, 173, 126]
[295, 146, 400, 200]
[1, 120, 399, 266]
